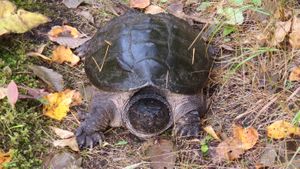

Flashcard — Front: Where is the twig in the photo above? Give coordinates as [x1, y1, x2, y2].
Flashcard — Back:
[188, 23, 209, 50]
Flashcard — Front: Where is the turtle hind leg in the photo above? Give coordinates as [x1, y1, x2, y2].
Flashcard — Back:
[174, 111, 200, 138]
[76, 96, 115, 149]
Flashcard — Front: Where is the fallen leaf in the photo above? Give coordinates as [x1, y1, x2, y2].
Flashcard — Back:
[7, 80, 18, 107]
[166, 2, 186, 20]
[271, 19, 292, 46]
[267, 120, 300, 139]
[18, 86, 49, 99]
[0, 0, 16, 17]
[0, 87, 7, 99]
[43, 89, 77, 121]
[50, 126, 74, 139]
[216, 137, 244, 161]
[145, 5, 165, 14]
[232, 124, 258, 150]
[289, 66, 300, 81]
[217, 7, 245, 25]
[0, 150, 12, 168]
[259, 144, 277, 167]
[70, 91, 82, 106]
[129, 0, 150, 9]
[0, 1, 49, 36]
[28, 65, 64, 91]
[48, 25, 80, 39]
[145, 139, 175, 169]
[77, 10, 94, 23]
[62, 0, 95, 8]
[43, 152, 82, 169]
[51, 46, 80, 66]
[53, 137, 79, 151]
[48, 25, 91, 49]
[203, 125, 221, 141]
[289, 15, 300, 49]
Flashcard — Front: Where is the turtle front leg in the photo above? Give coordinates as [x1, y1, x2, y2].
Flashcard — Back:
[76, 95, 115, 149]
[174, 110, 200, 138]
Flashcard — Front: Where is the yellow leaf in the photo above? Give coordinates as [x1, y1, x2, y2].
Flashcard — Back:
[48, 25, 80, 38]
[232, 124, 258, 150]
[0, 1, 49, 36]
[0, 0, 16, 18]
[289, 66, 300, 81]
[0, 150, 12, 169]
[43, 89, 76, 121]
[203, 125, 221, 141]
[17, 9, 49, 30]
[51, 45, 80, 66]
[267, 120, 300, 139]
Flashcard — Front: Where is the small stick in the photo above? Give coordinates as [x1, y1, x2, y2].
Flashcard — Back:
[165, 70, 169, 88]
[92, 57, 102, 72]
[99, 45, 110, 72]
[188, 23, 208, 50]
[192, 47, 195, 65]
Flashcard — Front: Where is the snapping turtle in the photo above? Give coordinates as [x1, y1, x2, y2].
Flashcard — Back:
[76, 12, 212, 148]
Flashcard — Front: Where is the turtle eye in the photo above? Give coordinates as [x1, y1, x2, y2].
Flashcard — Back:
[127, 97, 170, 134]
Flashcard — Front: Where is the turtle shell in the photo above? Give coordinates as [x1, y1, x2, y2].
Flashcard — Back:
[84, 12, 212, 94]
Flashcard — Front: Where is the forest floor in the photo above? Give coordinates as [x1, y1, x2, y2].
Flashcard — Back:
[0, 0, 300, 168]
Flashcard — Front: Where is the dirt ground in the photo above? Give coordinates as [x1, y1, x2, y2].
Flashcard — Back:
[1, 0, 300, 169]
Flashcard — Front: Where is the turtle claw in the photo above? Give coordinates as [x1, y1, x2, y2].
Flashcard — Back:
[174, 124, 199, 138]
[76, 126, 104, 149]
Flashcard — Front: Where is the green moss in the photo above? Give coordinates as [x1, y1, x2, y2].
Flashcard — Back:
[0, 38, 50, 168]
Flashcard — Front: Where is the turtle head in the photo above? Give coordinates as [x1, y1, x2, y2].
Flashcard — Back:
[124, 87, 173, 138]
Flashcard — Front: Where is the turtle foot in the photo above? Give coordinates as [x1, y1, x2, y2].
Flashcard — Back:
[76, 125, 104, 149]
[174, 110, 200, 138]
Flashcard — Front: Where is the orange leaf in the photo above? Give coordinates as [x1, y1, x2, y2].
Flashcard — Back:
[216, 138, 244, 161]
[43, 89, 77, 121]
[232, 124, 258, 150]
[0, 150, 12, 169]
[51, 45, 80, 66]
[129, 0, 150, 9]
[267, 120, 300, 139]
[289, 66, 300, 81]
[48, 25, 80, 38]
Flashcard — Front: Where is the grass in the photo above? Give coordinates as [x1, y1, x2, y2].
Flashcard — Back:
[0, 34, 50, 168]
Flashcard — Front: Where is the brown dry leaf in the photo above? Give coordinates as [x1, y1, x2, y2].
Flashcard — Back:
[129, 0, 150, 9]
[145, 5, 165, 14]
[270, 19, 292, 46]
[203, 125, 221, 141]
[267, 120, 300, 139]
[216, 138, 244, 161]
[289, 66, 300, 81]
[145, 139, 175, 169]
[70, 91, 82, 106]
[0, 150, 12, 169]
[50, 126, 74, 139]
[51, 45, 80, 66]
[53, 137, 79, 152]
[232, 124, 258, 150]
[28, 65, 64, 92]
[43, 89, 77, 121]
[289, 15, 300, 49]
